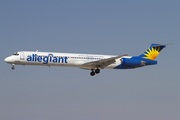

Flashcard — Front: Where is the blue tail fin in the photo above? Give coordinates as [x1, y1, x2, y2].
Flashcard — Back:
[138, 43, 166, 60]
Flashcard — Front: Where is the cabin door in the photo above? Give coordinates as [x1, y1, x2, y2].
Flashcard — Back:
[20, 52, 24, 60]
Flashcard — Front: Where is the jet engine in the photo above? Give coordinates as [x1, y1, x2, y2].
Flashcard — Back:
[121, 58, 145, 66]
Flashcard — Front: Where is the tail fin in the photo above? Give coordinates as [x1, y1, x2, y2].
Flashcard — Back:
[138, 43, 168, 60]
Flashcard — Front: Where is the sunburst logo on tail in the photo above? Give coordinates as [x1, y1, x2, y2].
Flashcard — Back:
[143, 46, 162, 60]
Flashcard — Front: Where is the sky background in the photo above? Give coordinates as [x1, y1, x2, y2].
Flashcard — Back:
[0, 0, 179, 120]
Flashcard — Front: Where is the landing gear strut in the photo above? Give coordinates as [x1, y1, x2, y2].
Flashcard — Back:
[11, 64, 15, 70]
[90, 69, 100, 76]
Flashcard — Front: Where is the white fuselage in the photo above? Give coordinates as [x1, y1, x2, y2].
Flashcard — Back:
[4, 51, 131, 70]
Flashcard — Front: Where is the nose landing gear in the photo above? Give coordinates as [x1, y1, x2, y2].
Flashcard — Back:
[11, 64, 15, 70]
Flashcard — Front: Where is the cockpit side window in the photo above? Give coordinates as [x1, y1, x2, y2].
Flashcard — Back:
[13, 52, 19, 56]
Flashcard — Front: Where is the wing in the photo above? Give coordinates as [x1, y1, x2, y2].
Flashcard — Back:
[79, 54, 127, 70]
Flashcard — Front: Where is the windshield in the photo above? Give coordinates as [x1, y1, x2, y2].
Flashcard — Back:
[13, 52, 19, 56]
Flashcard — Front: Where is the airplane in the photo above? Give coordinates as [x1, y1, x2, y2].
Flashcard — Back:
[4, 43, 172, 76]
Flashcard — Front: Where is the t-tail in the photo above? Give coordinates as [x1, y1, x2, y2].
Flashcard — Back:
[138, 43, 172, 60]
[116, 43, 173, 69]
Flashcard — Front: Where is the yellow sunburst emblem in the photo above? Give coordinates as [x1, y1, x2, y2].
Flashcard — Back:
[48, 54, 53, 57]
[143, 47, 161, 60]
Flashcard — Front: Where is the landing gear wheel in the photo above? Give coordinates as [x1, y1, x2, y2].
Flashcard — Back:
[95, 69, 100, 74]
[11, 66, 15, 70]
[90, 71, 95, 76]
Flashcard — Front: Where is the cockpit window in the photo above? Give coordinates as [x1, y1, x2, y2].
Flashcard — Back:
[13, 52, 19, 56]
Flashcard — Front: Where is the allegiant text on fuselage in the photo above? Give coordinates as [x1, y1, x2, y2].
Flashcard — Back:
[27, 54, 68, 64]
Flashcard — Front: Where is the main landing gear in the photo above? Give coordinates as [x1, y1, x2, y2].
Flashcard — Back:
[90, 69, 100, 76]
[11, 64, 15, 70]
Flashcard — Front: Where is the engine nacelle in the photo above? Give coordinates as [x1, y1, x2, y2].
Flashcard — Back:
[121, 58, 145, 66]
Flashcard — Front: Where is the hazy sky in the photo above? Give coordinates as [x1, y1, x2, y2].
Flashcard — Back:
[0, 0, 179, 120]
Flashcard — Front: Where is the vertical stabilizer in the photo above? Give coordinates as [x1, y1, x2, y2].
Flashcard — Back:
[138, 44, 166, 60]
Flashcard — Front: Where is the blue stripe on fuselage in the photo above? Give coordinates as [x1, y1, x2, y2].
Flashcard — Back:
[114, 57, 157, 69]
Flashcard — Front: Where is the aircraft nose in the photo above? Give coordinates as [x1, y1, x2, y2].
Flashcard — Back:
[4, 57, 13, 63]
[4, 57, 9, 63]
